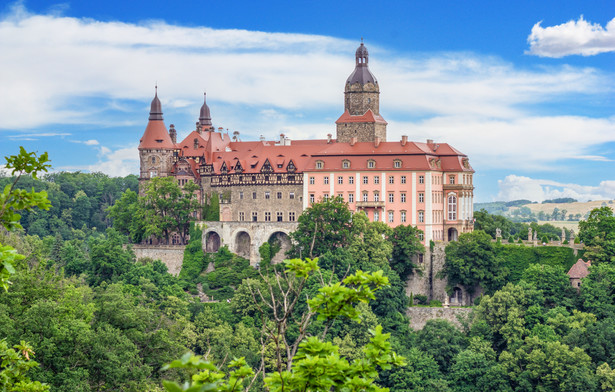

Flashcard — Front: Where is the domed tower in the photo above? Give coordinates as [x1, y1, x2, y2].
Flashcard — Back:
[198, 92, 213, 132]
[138, 87, 176, 191]
[336, 41, 387, 143]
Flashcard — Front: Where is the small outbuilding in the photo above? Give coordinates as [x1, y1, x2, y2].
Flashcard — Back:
[567, 259, 591, 289]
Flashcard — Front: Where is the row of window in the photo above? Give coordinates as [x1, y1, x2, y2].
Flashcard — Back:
[310, 191, 432, 204]
[239, 191, 295, 200]
[239, 211, 296, 222]
[315, 159, 405, 170]
[312, 175, 411, 185]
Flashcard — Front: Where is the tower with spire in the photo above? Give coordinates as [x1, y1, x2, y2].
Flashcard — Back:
[335, 41, 387, 143]
[138, 87, 176, 191]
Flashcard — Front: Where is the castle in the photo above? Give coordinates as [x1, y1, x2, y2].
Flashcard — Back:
[138, 42, 475, 247]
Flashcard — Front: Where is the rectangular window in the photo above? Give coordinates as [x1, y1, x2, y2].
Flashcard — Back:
[323, 194, 329, 201]
[419, 211, 424, 223]
[374, 192, 380, 202]
[419, 175, 424, 184]
[388, 176, 394, 184]
[289, 212, 296, 221]
[419, 232, 424, 241]
[401, 193, 406, 203]
[374, 176, 380, 184]
[374, 211, 379, 222]
[239, 191, 244, 200]
[324, 176, 329, 185]
[348, 193, 354, 203]
[277, 192, 282, 199]
[363, 176, 369, 184]
[401, 175, 406, 184]
[388, 193, 394, 203]
[289, 192, 295, 199]
[265, 212, 271, 221]
[362, 192, 368, 202]
[338, 176, 343, 184]
[401, 211, 407, 223]
[349, 176, 354, 184]
[388, 211, 394, 223]
[277, 212, 283, 222]
[252, 212, 258, 221]
[419, 192, 424, 203]
[309, 194, 315, 203]
[265, 191, 270, 199]
[449, 175, 455, 184]
[394, 160, 401, 168]
[239, 212, 245, 221]
[252, 192, 257, 199]
[309, 176, 315, 185]
[338, 193, 344, 200]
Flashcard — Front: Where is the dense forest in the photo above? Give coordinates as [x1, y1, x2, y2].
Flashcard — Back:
[2, 148, 615, 391]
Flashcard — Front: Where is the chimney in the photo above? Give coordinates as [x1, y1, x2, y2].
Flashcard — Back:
[426, 139, 433, 144]
[260, 135, 266, 142]
[350, 137, 357, 146]
[327, 133, 332, 143]
[374, 137, 381, 148]
[401, 135, 408, 146]
[169, 124, 177, 143]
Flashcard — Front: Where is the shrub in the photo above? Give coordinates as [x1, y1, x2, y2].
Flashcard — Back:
[429, 300, 442, 307]
[414, 294, 428, 305]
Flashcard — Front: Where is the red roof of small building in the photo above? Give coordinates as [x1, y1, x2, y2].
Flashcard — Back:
[138, 120, 175, 149]
[568, 259, 591, 279]
[335, 109, 387, 125]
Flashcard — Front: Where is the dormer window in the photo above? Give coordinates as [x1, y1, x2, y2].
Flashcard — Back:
[316, 160, 324, 169]
[367, 160, 376, 169]
[342, 160, 350, 169]
[194, 138, 199, 149]
[394, 159, 402, 168]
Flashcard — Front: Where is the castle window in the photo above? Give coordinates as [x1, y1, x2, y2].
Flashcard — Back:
[150, 170, 157, 178]
[449, 175, 456, 184]
[342, 160, 350, 169]
[374, 176, 379, 184]
[388, 176, 394, 184]
[368, 98, 371, 104]
[401, 211, 407, 223]
[419, 175, 424, 184]
[388, 211, 394, 223]
[309, 194, 315, 203]
[349, 176, 354, 184]
[367, 160, 376, 168]
[289, 192, 295, 199]
[265, 191, 270, 199]
[401, 193, 406, 203]
[362, 192, 368, 202]
[348, 193, 354, 203]
[338, 176, 343, 184]
[374, 192, 379, 202]
[239, 212, 245, 221]
[277, 212, 283, 222]
[419, 232, 424, 241]
[289, 212, 296, 221]
[309, 176, 315, 185]
[152, 157, 156, 163]
[252, 192, 257, 199]
[252, 212, 258, 221]
[265, 212, 271, 222]
[419, 193, 424, 203]
[401, 175, 406, 184]
[394, 160, 402, 168]
[316, 160, 324, 169]
[388, 193, 394, 203]
[363, 176, 368, 184]
[419, 211, 424, 223]
[194, 138, 199, 149]
[323, 194, 329, 201]
[324, 176, 329, 185]
[277, 192, 282, 199]
[239, 192, 244, 200]
[374, 211, 379, 222]
[448, 194, 457, 220]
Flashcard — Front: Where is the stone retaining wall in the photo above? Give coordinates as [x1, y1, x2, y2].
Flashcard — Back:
[406, 307, 472, 330]
[132, 245, 185, 276]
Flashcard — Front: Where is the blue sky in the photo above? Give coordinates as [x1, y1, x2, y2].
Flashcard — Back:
[0, 0, 614, 202]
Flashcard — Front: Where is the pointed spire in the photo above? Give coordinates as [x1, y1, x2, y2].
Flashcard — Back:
[149, 85, 163, 121]
[346, 41, 377, 85]
[199, 92, 212, 127]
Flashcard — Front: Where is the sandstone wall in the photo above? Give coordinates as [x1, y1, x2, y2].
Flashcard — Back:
[406, 307, 472, 330]
[132, 245, 185, 276]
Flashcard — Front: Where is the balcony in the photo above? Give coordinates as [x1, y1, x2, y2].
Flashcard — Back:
[355, 201, 385, 208]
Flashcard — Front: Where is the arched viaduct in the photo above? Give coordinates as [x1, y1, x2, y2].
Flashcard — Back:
[198, 221, 299, 265]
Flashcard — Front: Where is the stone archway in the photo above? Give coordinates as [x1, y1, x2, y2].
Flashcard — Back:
[448, 228, 458, 242]
[235, 231, 252, 259]
[267, 231, 292, 264]
[205, 231, 221, 253]
[450, 287, 463, 305]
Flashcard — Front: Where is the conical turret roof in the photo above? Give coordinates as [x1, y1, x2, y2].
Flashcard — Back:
[199, 93, 212, 127]
[139, 87, 174, 149]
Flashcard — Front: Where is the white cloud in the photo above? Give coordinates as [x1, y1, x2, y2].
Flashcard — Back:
[60, 144, 139, 177]
[497, 175, 615, 202]
[527, 16, 615, 57]
[8, 132, 71, 139]
[70, 139, 99, 145]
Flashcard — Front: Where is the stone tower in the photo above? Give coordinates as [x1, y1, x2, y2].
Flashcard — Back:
[138, 87, 176, 192]
[336, 42, 387, 143]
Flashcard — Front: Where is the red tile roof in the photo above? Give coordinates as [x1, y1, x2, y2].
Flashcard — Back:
[568, 259, 591, 279]
[139, 120, 175, 149]
[335, 109, 387, 124]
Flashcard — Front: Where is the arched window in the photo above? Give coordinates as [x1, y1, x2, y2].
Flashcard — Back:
[367, 160, 376, 168]
[448, 194, 457, 221]
[342, 160, 350, 169]
[316, 160, 324, 169]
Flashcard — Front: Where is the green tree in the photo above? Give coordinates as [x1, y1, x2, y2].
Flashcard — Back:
[290, 196, 353, 259]
[388, 224, 424, 281]
[441, 230, 507, 299]
[579, 207, 615, 264]
[521, 264, 575, 308]
[415, 319, 466, 372]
